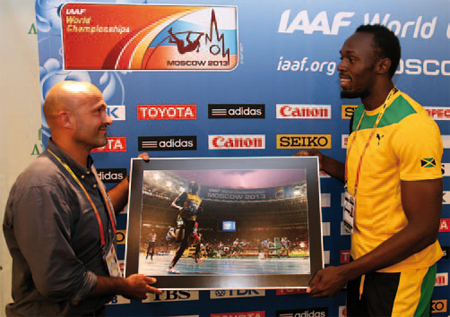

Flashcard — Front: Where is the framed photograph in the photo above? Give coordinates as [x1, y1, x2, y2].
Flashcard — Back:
[125, 157, 323, 289]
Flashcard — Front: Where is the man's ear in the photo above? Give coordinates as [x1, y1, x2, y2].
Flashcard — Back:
[58, 111, 74, 129]
[376, 57, 391, 75]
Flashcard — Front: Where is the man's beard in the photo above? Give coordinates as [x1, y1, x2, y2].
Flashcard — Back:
[341, 88, 371, 100]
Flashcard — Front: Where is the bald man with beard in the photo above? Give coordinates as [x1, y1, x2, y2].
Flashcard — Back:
[3, 81, 161, 317]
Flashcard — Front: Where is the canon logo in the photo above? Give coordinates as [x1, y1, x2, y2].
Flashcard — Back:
[209, 104, 265, 119]
[209, 135, 265, 150]
[276, 104, 331, 119]
[138, 105, 196, 120]
[138, 136, 197, 151]
[277, 135, 331, 149]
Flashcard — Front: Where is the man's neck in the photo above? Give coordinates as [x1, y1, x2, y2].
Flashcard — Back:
[361, 82, 395, 111]
[52, 138, 90, 167]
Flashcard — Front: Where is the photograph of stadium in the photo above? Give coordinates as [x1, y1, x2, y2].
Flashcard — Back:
[125, 157, 323, 289]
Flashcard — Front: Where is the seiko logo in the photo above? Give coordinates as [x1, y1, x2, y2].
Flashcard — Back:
[431, 300, 447, 313]
[91, 137, 126, 153]
[106, 106, 126, 121]
[209, 104, 265, 119]
[138, 136, 197, 151]
[209, 135, 265, 150]
[342, 105, 357, 119]
[276, 307, 329, 317]
[276, 104, 331, 119]
[277, 134, 331, 149]
[425, 106, 450, 120]
[137, 105, 197, 120]
[210, 290, 265, 299]
[143, 290, 199, 303]
[435, 273, 448, 286]
[96, 168, 127, 183]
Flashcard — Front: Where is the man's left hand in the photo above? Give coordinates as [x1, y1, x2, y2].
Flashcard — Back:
[138, 153, 150, 161]
[307, 266, 348, 298]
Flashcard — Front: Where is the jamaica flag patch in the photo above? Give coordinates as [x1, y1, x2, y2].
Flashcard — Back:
[421, 158, 437, 168]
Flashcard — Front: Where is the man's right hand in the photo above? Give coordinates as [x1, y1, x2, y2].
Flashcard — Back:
[91, 274, 162, 300]
[293, 149, 345, 183]
[120, 274, 162, 300]
[293, 149, 324, 171]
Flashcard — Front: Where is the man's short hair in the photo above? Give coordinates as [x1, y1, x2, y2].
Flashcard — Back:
[356, 24, 401, 78]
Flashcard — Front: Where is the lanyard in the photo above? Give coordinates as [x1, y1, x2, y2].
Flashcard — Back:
[345, 87, 397, 196]
[48, 150, 116, 247]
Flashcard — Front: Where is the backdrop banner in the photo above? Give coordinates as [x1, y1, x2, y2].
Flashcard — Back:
[35, 0, 450, 316]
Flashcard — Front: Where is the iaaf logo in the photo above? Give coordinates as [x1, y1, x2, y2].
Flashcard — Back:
[210, 289, 265, 299]
[439, 218, 450, 231]
[277, 134, 331, 149]
[276, 104, 331, 119]
[425, 106, 450, 120]
[278, 10, 437, 40]
[209, 135, 265, 150]
[211, 311, 264, 317]
[209, 104, 265, 119]
[137, 105, 197, 120]
[142, 290, 199, 303]
[342, 105, 358, 119]
[138, 136, 196, 151]
[277, 307, 328, 317]
[435, 273, 448, 286]
[96, 168, 127, 183]
[91, 137, 126, 152]
[106, 106, 126, 121]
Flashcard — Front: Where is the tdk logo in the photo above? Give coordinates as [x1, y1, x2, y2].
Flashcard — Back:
[96, 168, 127, 183]
[106, 106, 126, 121]
[210, 290, 265, 299]
[138, 136, 197, 151]
[209, 104, 265, 119]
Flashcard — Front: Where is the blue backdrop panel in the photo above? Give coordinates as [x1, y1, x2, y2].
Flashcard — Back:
[35, 0, 450, 316]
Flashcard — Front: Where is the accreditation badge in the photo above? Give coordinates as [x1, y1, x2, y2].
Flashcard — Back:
[103, 240, 122, 278]
[343, 185, 355, 234]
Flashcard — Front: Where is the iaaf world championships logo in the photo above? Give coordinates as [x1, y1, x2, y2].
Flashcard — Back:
[61, 4, 238, 71]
